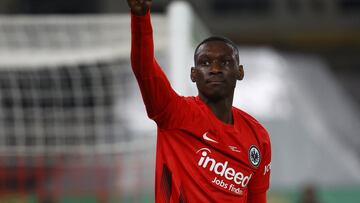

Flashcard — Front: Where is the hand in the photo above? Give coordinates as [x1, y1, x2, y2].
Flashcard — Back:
[127, 0, 152, 16]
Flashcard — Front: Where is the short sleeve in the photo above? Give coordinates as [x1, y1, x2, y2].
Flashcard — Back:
[248, 132, 271, 194]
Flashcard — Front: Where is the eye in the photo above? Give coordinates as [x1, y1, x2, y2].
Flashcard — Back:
[199, 60, 210, 66]
[221, 60, 231, 66]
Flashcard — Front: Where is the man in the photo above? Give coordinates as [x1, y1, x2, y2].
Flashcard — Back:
[127, 0, 271, 202]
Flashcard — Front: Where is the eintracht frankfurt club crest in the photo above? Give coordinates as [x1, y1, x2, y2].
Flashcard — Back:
[248, 145, 261, 167]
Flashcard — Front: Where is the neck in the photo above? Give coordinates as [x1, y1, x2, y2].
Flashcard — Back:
[199, 94, 234, 124]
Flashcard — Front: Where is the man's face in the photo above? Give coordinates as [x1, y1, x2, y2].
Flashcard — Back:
[191, 41, 243, 101]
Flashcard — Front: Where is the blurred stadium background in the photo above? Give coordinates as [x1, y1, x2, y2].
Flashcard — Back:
[0, 0, 360, 202]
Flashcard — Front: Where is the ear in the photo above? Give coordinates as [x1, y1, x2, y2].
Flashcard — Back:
[190, 67, 196, 82]
[237, 65, 244, 80]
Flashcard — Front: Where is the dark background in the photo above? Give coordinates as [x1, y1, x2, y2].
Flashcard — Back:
[1, 0, 359, 108]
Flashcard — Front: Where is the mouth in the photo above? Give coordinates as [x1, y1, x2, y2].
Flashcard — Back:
[206, 78, 225, 85]
[207, 81, 224, 85]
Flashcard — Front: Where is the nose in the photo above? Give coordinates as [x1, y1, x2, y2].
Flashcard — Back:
[209, 62, 223, 74]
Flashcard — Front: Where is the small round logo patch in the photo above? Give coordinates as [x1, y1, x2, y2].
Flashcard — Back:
[248, 145, 261, 167]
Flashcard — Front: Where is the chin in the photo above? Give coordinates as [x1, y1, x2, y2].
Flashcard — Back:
[204, 91, 227, 101]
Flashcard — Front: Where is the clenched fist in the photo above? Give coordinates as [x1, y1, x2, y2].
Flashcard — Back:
[127, 0, 152, 16]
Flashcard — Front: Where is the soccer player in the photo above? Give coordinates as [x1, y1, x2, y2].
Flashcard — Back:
[127, 0, 271, 202]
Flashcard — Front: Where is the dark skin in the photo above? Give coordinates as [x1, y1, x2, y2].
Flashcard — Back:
[127, 0, 151, 16]
[191, 41, 244, 124]
[127, 0, 244, 125]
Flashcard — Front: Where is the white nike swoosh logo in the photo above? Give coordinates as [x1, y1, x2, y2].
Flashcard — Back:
[229, 146, 241, 153]
[203, 132, 219, 143]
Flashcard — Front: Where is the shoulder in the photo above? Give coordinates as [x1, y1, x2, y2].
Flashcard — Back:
[233, 107, 270, 144]
[234, 108, 271, 161]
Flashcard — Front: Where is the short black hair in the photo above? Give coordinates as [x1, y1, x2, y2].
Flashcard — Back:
[194, 36, 239, 64]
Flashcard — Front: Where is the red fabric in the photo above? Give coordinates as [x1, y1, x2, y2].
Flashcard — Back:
[131, 11, 271, 203]
[248, 191, 267, 203]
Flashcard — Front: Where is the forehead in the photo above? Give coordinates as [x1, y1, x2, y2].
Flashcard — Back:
[196, 41, 236, 58]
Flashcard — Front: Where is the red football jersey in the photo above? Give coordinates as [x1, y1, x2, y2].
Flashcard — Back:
[131, 11, 271, 203]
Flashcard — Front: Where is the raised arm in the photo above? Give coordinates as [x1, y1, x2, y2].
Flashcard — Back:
[127, 0, 181, 123]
